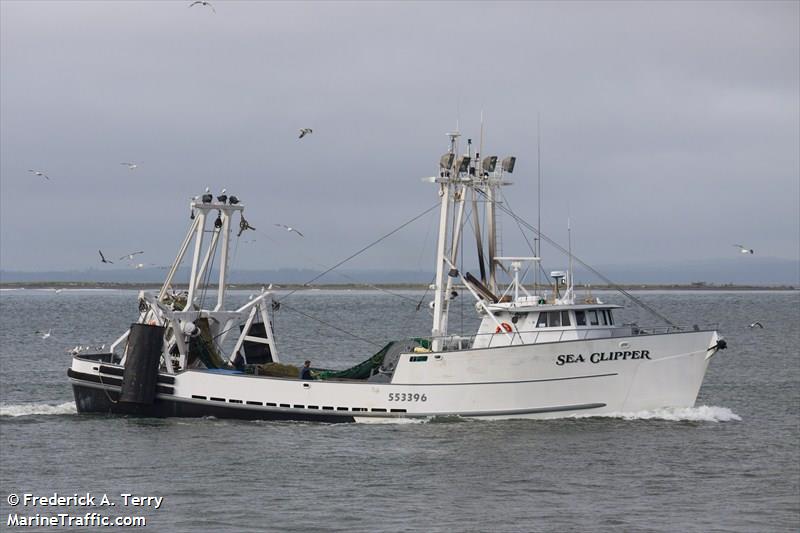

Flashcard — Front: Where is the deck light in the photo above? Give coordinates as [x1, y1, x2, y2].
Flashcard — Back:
[482, 156, 497, 173]
[501, 156, 516, 173]
[217, 189, 228, 203]
[229, 196, 239, 205]
[456, 155, 470, 174]
[440, 153, 455, 169]
[214, 212, 223, 229]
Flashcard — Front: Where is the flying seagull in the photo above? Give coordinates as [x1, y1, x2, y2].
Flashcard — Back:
[189, 1, 215, 13]
[733, 244, 754, 254]
[748, 321, 764, 329]
[299, 128, 313, 139]
[99, 250, 113, 264]
[28, 169, 50, 180]
[37, 329, 52, 340]
[120, 162, 139, 170]
[119, 250, 144, 260]
[274, 224, 304, 237]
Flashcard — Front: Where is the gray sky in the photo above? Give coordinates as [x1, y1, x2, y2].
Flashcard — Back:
[1, 0, 798, 275]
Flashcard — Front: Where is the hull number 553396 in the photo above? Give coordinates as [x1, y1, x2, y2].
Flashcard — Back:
[388, 393, 427, 402]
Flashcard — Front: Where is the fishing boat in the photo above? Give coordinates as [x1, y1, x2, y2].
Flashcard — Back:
[68, 132, 726, 422]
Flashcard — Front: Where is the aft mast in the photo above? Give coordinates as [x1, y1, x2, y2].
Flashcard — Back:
[111, 190, 280, 372]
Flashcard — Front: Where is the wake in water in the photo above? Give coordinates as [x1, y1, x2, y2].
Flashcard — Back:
[577, 405, 741, 422]
[0, 402, 77, 417]
[0, 403, 740, 422]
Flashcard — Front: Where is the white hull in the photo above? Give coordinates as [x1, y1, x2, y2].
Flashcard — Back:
[69, 330, 720, 422]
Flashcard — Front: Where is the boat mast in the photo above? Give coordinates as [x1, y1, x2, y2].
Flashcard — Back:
[486, 166, 498, 295]
[431, 131, 460, 351]
[535, 114, 542, 296]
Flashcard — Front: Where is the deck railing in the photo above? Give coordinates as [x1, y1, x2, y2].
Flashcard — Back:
[415, 323, 720, 352]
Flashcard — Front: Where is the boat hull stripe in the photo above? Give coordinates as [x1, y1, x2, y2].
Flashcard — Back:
[391, 372, 617, 386]
[68, 372, 606, 420]
[98, 364, 176, 385]
[70, 383, 355, 423]
[68, 369, 174, 395]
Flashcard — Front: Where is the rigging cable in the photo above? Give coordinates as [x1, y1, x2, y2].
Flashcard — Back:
[278, 301, 382, 348]
[499, 189, 550, 290]
[196, 226, 220, 317]
[277, 202, 440, 303]
[209, 203, 440, 347]
[476, 188, 677, 327]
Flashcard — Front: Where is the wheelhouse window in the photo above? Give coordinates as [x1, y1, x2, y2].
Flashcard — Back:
[605, 310, 614, 325]
[588, 310, 599, 326]
[536, 311, 575, 328]
[575, 310, 586, 326]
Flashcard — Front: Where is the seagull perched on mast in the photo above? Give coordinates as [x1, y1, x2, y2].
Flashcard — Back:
[98, 250, 113, 264]
[733, 244, 754, 254]
[274, 224, 304, 237]
[189, 1, 215, 13]
[28, 169, 50, 180]
[298, 128, 313, 139]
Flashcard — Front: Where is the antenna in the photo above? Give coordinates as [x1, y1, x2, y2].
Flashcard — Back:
[568, 212, 574, 299]
[536, 113, 542, 295]
[456, 97, 461, 136]
[479, 110, 485, 164]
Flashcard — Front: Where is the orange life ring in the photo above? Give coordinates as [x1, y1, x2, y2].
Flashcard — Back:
[495, 322, 513, 334]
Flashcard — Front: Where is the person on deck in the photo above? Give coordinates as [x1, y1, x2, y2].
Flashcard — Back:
[300, 360, 314, 380]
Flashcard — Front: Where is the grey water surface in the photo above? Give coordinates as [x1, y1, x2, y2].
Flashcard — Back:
[1, 289, 798, 532]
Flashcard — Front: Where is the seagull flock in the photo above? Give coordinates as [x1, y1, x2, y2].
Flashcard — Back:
[98, 250, 152, 268]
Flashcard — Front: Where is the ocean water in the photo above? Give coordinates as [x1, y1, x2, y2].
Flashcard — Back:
[0, 289, 798, 532]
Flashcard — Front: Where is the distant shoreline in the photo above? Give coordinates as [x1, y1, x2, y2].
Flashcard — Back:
[1, 282, 795, 291]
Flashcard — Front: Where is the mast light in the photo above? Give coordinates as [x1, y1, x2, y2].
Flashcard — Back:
[502, 156, 516, 173]
[440, 153, 455, 169]
[456, 155, 470, 174]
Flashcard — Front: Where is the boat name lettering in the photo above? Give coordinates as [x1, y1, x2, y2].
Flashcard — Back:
[388, 392, 427, 402]
[556, 350, 651, 366]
